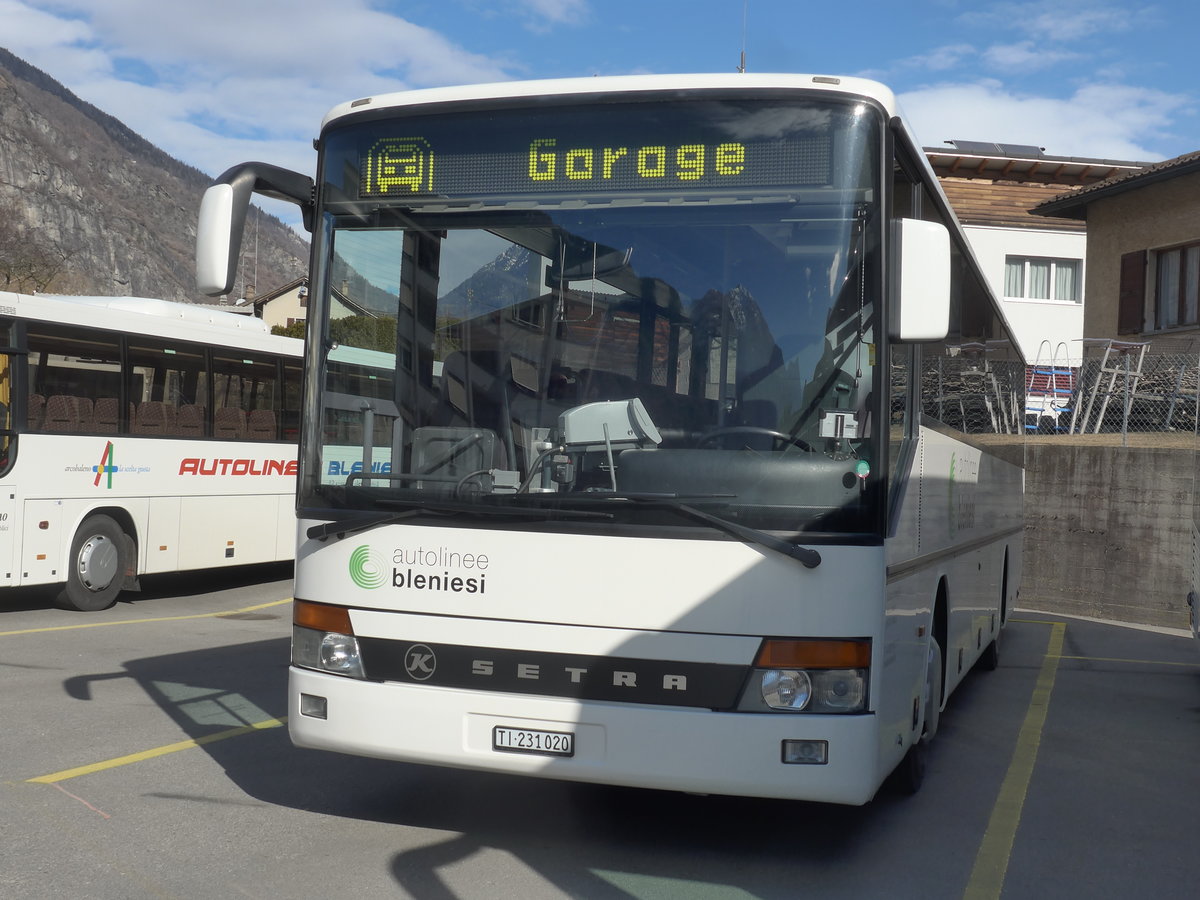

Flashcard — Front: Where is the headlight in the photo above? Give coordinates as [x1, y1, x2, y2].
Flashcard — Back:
[756, 668, 867, 712]
[809, 668, 867, 711]
[292, 625, 365, 679]
[761, 669, 813, 710]
[739, 638, 870, 713]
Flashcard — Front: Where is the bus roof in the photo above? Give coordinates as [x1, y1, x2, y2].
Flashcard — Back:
[322, 73, 899, 131]
[1, 291, 301, 355]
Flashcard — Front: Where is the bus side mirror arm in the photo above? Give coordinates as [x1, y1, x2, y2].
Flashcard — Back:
[196, 162, 315, 297]
[889, 218, 951, 342]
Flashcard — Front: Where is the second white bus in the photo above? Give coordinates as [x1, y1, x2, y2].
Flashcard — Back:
[0, 291, 303, 610]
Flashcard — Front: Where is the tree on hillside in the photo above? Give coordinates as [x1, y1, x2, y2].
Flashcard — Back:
[0, 199, 72, 292]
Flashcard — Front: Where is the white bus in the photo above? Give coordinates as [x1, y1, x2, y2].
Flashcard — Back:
[198, 73, 1024, 804]
[0, 291, 303, 610]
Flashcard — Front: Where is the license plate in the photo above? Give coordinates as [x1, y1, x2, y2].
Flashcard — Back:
[492, 725, 575, 757]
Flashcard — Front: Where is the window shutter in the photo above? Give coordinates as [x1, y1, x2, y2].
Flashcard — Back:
[1117, 250, 1146, 334]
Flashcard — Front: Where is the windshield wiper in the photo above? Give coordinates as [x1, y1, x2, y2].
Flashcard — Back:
[307, 509, 423, 542]
[668, 501, 821, 568]
[307, 498, 613, 542]
[568, 493, 821, 568]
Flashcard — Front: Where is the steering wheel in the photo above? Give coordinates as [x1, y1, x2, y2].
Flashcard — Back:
[695, 426, 812, 452]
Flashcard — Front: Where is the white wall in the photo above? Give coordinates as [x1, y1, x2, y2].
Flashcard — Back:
[964, 225, 1087, 365]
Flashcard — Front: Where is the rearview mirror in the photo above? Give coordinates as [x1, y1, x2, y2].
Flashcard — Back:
[890, 218, 951, 342]
[195, 163, 315, 297]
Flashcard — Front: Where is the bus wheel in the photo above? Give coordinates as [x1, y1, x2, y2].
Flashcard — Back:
[979, 630, 1001, 671]
[895, 739, 927, 794]
[58, 515, 129, 612]
[895, 638, 942, 795]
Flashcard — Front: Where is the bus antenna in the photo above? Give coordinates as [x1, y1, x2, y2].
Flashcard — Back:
[737, 0, 748, 72]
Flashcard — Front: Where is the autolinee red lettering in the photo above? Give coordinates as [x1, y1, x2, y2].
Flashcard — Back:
[179, 458, 297, 476]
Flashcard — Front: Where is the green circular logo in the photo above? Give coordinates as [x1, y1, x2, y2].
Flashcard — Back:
[349, 544, 387, 590]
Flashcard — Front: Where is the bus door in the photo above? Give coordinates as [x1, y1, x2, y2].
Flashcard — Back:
[0, 319, 16, 584]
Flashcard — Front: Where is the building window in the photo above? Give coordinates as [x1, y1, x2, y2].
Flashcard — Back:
[511, 301, 545, 330]
[1153, 242, 1200, 330]
[1004, 256, 1082, 303]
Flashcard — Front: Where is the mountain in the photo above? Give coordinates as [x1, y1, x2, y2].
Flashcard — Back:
[0, 47, 307, 301]
[439, 244, 540, 319]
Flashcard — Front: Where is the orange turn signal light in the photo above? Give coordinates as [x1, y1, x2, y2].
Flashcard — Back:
[293, 599, 354, 634]
[754, 638, 871, 669]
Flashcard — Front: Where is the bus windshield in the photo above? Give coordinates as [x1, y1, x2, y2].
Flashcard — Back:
[304, 96, 883, 536]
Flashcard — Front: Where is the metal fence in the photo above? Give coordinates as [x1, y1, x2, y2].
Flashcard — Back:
[919, 343, 1200, 440]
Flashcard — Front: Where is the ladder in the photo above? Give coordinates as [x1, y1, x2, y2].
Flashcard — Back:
[1025, 341, 1074, 433]
[1070, 339, 1149, 434]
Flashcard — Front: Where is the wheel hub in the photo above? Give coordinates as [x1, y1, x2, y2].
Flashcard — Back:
[77, 534, 119, 592]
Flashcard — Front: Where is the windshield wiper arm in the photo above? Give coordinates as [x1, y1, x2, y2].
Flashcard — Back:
[308, 509, 423, 542]
[582, 494, 821, 568]
[670, 502, 822, 568]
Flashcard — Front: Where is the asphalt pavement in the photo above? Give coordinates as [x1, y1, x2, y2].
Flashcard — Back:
[1, 569, 1197, 900]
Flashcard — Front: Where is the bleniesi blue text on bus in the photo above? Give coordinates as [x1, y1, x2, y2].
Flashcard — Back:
[327, 460, 392, 475]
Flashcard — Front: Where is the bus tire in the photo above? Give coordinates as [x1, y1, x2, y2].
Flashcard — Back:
[891, 637, 942, 795]
[979, 558, 1006, 671]
[57, 514, 130, 612]
[895, 738, 927, 794]
[978, 630, 1000, 671]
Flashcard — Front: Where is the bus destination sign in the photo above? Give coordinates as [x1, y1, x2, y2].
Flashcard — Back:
[354, 112, 833, 200]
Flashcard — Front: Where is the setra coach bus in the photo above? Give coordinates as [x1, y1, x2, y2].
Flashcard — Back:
[196, 73, 1024, 804]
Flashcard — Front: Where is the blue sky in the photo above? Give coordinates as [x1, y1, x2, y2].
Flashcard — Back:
[3, 0, 1198, 228]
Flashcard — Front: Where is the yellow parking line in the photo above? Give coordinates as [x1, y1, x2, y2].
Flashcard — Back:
[0, 598, 292, 637]
[27, 716, 288, 784]
[963, 620, 1066, 900]
[1009, 617, 1066, 627]
[1057, 654, 1200, 669]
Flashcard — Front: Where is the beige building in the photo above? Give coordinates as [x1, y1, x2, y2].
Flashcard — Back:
[1034, 150, 1200, 343]
[252, 277, 377, 331]
[251, 277, 309, 330]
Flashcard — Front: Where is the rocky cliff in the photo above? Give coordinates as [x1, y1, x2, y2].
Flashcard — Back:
[0, 47, 307, 301]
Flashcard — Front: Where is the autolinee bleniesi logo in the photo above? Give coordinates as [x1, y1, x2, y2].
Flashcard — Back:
[93, 441, 117, 489]
[349, 544, 387, 590]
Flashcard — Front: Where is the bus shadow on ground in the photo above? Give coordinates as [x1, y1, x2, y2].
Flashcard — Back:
[0, 561, 293, 614]
[63, 634, 992, 900]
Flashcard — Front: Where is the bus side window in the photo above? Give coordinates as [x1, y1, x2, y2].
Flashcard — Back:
[26, 324, 121, 434]
[127, 340, 206, 436]
[212, 350, 284, 441]
[0, 334, 10, 466]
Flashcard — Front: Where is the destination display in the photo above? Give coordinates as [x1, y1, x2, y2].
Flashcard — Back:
[337, 100, 845, 201]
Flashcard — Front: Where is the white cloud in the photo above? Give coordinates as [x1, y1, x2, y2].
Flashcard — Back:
[908, 43, 978, 73]
[518, 0, 590, 25]
[1024, 4, 1143, 41]
[0, 0, 88, 50]
[4, 0, 515, 180]
[959, 2, 1145, 42]
[899, 80, 1190, 161]
[982, 41, 1082, 72]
